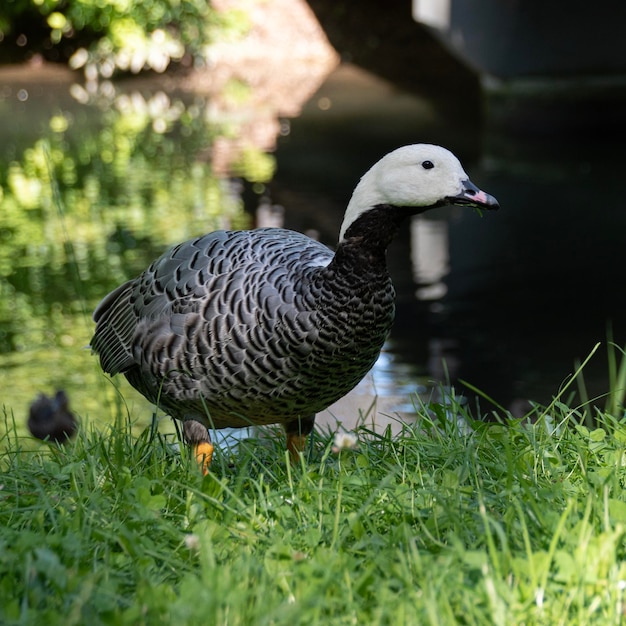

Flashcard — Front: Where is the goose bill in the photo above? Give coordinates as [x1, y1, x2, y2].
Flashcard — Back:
[447, 179, 500, 210]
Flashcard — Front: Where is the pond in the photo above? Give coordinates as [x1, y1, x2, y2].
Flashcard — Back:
[1, 59, 624, 447]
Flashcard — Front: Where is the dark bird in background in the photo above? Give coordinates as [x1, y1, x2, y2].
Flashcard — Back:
[28, 390, 77, 444]
[91, 144, 499, 474]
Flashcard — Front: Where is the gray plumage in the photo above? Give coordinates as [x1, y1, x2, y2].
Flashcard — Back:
[91, 144, 499, 457]
[92, 228, 394, 431]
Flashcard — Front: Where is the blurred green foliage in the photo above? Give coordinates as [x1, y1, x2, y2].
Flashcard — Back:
[0, 0, 249, 78]
[1, 93, 241, 349]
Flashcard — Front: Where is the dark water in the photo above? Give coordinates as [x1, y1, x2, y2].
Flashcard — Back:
[1, 60, 624, 441]
[269, 67, 626, 416]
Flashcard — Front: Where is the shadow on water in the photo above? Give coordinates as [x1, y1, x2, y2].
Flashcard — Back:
[1, 56, 625, 437]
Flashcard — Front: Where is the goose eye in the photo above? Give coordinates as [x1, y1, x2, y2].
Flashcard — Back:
[421, 160, 434, 170]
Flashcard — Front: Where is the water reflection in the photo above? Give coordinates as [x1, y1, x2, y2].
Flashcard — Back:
[412, 216, 449, 301]
[1, 57, 623, 445]
[0, 52, 338, 439]
[0, 80, 246, 435]
[438, 132, 626, 413]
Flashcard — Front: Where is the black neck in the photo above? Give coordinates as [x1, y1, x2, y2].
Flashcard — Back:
[344, 204, 406, 247]
[332, 204, 417, 273]
[309, 205, 404, 322]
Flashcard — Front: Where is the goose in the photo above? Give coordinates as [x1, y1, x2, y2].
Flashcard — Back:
[28, 390, 78, 444]
[91, 144, 499, 473]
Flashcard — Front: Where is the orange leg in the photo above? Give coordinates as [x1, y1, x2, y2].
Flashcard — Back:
[184, 420, 214, 475]
[286, 433, 307, 463]
[193, 441, 214, 475]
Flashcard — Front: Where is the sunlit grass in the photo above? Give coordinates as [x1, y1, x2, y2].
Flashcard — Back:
[2, 376, 626, 625]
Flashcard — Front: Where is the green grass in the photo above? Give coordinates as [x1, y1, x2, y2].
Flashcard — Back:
[2, 392, 626, 625]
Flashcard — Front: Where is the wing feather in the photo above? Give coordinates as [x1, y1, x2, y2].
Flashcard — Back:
[91, 228, 332, 378]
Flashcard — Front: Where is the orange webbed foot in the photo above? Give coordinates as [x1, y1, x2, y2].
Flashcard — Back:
[193, 441, 214, 475]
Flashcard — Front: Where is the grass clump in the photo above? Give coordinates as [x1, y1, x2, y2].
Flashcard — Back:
[2, 397, 626, 625]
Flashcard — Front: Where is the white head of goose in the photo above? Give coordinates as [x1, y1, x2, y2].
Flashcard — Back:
[91, 144, 499, 473]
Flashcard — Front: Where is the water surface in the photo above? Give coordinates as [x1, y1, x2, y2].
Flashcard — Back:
[1, 61, 623, 445]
